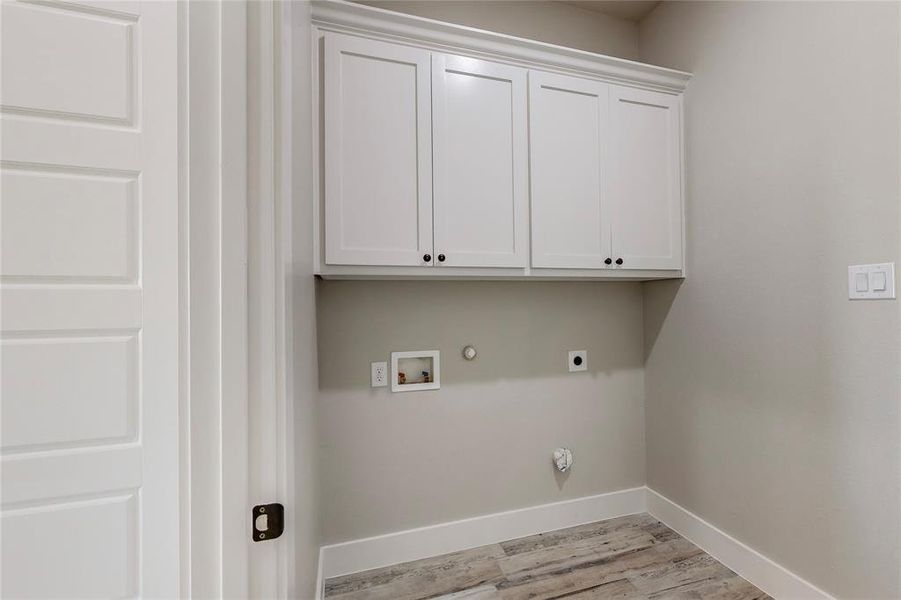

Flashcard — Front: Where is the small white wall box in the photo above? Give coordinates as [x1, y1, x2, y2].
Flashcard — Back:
[391, 350, 440, 392]
[568, 350, 588, 372]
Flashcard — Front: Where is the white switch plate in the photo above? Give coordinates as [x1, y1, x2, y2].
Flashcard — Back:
[848, 263, 895, 300]
[371, 361, 388, 387]
[568, 350, 587, 372]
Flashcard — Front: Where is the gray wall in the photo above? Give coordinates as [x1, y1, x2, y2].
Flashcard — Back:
[354, 0, 639, 59]
[291, 2, 321, 598]
[317, 281, 646, 543]
[314, 0, 645, 546]
[639, 2, 901, 598]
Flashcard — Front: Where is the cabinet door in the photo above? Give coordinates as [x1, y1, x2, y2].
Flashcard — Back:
[608, 86, 683, 270]
[323, 33, 433, 266]
[432, 54, 528, 268]
[529, 71, 610, 269]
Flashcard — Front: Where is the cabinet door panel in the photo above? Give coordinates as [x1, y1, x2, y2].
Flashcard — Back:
[529, 72, 610, 269]
[324, 33, 432, 266]
[432, 54, 528, 268]
[609, 86, 682, 270]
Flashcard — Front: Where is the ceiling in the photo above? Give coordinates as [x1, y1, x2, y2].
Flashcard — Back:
[560, 1, 661, 22]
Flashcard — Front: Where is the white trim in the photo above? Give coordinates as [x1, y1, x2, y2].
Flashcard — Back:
[274, 3, 296, 597]
[185, 2, 250, 596]
[310, 0, 690, 93]
[316, 487, 837, 600]
[220, 2, 251, 597]
[319, 486, 646, 580]
[646, 488, 836, 600]
[248, 0, 294, 598]
[317, 265, 683, 280]
[315, 547, 326, 600]
[176, 1, 191, 595]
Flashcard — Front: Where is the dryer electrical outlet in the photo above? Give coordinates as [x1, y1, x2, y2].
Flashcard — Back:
[568, 350, 587, 372]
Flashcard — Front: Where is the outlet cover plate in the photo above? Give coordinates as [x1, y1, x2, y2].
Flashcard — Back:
[568, 350, 587, 372]
[371, 361, 388, 387]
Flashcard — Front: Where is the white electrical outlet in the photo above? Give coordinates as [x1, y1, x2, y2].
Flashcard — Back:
[371, 361, 388, 387]
[568, 350, 587, 372]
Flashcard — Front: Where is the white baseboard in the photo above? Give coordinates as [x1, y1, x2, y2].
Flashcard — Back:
[319, 486, 647, 581]
[314, 486, 834, 600]
[315, 547, 325, 600]
[646, 488, 835, 600]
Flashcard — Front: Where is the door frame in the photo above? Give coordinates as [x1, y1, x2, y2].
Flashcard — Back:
[185, 1, 295, 597]
[181, 0, 295, 597]
[181, 0, 250, 597]
[247, 0, 297, 598]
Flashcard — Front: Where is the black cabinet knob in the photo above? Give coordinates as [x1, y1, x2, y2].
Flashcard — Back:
[615, 258, 624, 265]
[423, 254, 431, 262]
[437, 254, 446, 262]
[604, 258, 613, 265]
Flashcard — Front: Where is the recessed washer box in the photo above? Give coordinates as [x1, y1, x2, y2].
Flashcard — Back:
[391, 350, 440, 392]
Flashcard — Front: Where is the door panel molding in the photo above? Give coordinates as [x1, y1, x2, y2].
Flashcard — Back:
[0, 2, 178, 598]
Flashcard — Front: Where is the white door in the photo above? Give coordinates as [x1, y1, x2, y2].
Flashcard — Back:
[1, 1, 179, 598]
[529, 71, 611, 269]
[432, 54, 528, 268]
[608, 85, 683, 270]
[323, 33, 433, 267]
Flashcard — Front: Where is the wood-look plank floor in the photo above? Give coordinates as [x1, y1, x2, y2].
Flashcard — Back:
[324, 513, 772, 600]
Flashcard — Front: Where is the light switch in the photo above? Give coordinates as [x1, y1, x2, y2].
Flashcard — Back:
[848, 263, 895, 300]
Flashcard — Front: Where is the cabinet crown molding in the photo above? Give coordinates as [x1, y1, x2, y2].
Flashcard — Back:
[310, 0, 692, 93]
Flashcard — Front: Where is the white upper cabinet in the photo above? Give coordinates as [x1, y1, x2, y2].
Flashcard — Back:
[608, 86, 683, 270]
[313, 2, 690, 278]
[432, 54, 528, 268]
[323, 33, 433, 266]
[530, 75, 684, 272]
[529, 71, 610, 269]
